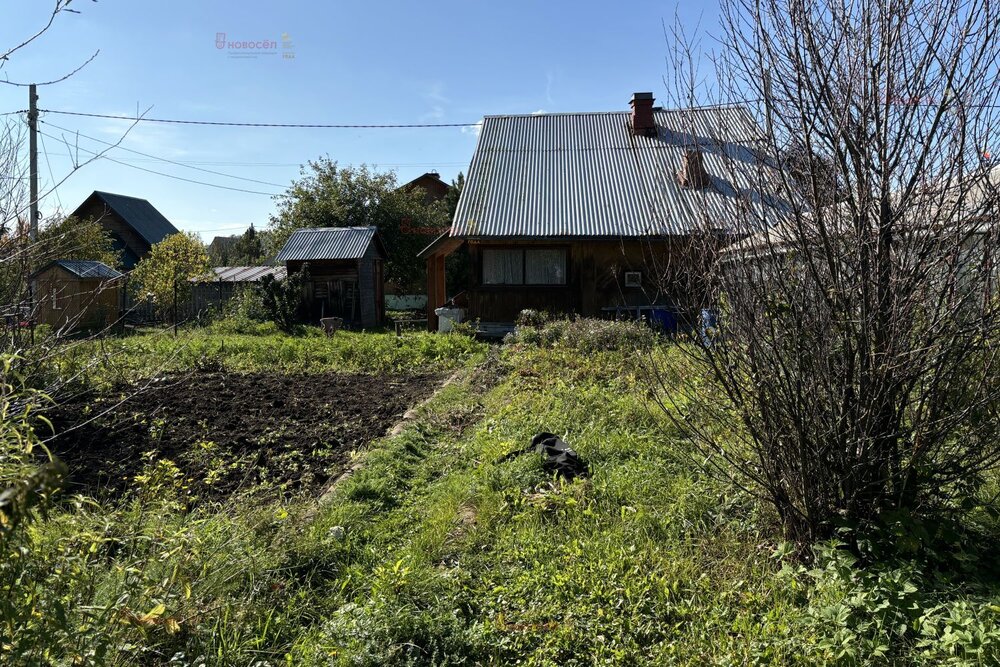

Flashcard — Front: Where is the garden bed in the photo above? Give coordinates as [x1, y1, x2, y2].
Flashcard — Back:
[46, 370, 443, 501]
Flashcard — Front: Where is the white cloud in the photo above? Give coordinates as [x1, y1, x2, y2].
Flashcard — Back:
[461, 119, 483, 136]
[420, 82, 449, 122]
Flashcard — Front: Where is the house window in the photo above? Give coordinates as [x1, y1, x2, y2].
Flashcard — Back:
[482, 248, 567, 286]
[482, 249, 524, 285]
[51, 286, 62, 310]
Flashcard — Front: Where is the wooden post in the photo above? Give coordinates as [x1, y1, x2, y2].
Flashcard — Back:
[426, 256, 439, 331]
[173, 278, 178, 336]
[28, 84, 39, 241]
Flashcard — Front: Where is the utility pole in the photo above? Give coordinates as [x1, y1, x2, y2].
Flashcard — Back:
[28, 83, 39, 241]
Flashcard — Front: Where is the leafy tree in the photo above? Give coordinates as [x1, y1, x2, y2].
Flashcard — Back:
[130, 233, 209, 319]
[208, 224, 268, 267]
[443, 172, 470, 296]
[268, 160, 450, 292]
[34, 215, 121, 271]
[443, 171, 464, 217]
[233, 224, 265, 265]
[259, 264, 309, 332]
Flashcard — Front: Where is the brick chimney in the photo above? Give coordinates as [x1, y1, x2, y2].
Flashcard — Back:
[630, 92, 656, 136]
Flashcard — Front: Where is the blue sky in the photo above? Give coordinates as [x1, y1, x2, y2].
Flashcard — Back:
[1, 0, 716, 240]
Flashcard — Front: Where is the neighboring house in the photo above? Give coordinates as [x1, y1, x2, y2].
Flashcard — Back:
[31, 260, 123, 331]
[419, 93, 784, 330]
[189, 265, 287, 313]
[274, 227, 387, 328]
[70, 191, 179, 269]
[400, 171, 450, 205]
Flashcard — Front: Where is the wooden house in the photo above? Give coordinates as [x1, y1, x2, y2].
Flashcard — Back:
[275, 227, 387, 328]
[400, 171, 451, 205]
[31, 260, 123, 332]
[420, 93, 784, 331]
[71, 191, 179, 269]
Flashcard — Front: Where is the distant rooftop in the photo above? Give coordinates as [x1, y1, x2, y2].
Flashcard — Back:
[34, 260, 123, 280]
[73, 191, 179, 247]
[274, 226, 384, 262]
[192, 266, 287, 283]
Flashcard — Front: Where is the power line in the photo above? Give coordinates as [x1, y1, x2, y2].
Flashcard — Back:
[38, 108, 481, 129]
[38, 129, 283, 196]
[38, 129, 64, 212]
[41, 119, 290, 188]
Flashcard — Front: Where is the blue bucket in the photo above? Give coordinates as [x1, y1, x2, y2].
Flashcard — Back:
[649, 308, 678, 333]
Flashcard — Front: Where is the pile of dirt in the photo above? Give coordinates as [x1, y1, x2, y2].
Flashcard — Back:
[46, 371, 443, 501]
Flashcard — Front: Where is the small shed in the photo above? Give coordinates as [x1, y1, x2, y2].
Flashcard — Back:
[189, 265, 287, 312]
[31, 260, 123, 331]
[275, 227, 387, 328]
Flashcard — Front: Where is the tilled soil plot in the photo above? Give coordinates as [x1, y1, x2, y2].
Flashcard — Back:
[46, 371, 443, 501]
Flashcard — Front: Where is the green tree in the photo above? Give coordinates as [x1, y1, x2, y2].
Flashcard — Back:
[233, 224, 265, 265]
[34, 215, 120, 271]
[259, 264, 309, 332]
[130, 233, 209, 319]
[209, 224, 268, 267]
[443, 172, 470, 295]
[268, 160, 450, 292]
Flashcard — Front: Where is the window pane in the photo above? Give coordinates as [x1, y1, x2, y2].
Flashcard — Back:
[525, 248, 567, 285]
[483, 249, 523, 285]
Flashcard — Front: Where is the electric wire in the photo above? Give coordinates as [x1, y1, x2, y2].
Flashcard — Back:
[38, 129, 64, 212]
[38, 108, 481, 128]
[37, 129, 283, 196]
[41, 119, 290, 189]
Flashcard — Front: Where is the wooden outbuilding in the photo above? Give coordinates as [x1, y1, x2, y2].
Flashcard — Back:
[275, 227, 387, 328]
[31, 260, 123, 332]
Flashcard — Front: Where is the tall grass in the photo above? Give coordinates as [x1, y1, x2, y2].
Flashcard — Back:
[53, 322, 486, 388]
[3, 322, 999, 665]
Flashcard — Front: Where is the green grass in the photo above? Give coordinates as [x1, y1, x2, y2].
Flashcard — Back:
[5, 320, 1000, 665]
[51, 321, 486, 387]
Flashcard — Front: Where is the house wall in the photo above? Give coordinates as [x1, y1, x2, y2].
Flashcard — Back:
[33, 267, 121, 331]
[76, 202, 151, 269]
[463, 239, 701, 323]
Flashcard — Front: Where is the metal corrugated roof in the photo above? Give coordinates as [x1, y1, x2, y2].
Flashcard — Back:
[194, 266, 287, 282]
[52, 260, 123, 279]
[77, 191, 180, 246]
[451, 106, 787, 238]
[274, 227, 379, 261]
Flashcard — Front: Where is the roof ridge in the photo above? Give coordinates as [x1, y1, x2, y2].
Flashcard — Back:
[482, 104, 748, 120]
[294, 226, 376, 232]
[93, 190, 151, 202]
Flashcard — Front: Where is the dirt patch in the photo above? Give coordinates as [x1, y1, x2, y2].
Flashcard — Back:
[46, 371, 443, 501]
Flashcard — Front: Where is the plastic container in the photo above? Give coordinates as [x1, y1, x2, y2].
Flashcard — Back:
[699, 308, 718, 347]
[434, 307, 464, 333]
[649, 308, 678, 333]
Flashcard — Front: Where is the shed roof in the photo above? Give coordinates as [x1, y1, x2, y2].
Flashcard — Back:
[274, 226, 385, 262]
[193, 266, 287, 283]
[451, 105, 787, 238]
[33, 260, 123, 280]
[73, 191, 179, 246]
